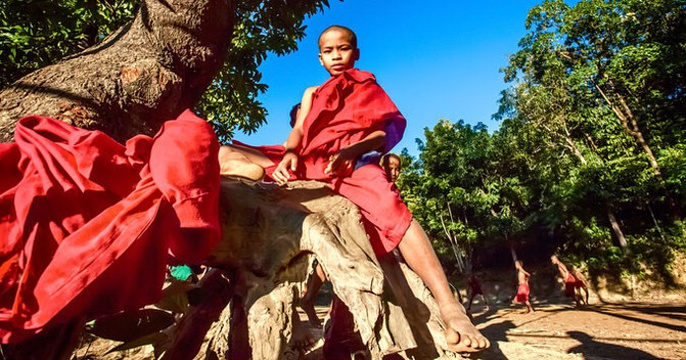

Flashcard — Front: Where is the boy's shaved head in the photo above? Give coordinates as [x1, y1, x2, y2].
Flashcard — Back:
[319, 25, 357, 49]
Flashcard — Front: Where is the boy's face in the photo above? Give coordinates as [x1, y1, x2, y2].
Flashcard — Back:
[383, 156, 401, 183]
[318, 28, 359, 76]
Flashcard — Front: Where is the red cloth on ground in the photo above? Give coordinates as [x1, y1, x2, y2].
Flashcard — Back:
[251, 69, 412, 255]
[0, 110, 220, 342]
[515, 283, 530, 303]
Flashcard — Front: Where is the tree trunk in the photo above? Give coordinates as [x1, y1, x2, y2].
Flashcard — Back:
[607, 211, 628, 248]
[0, 0, 235, 143]
[161, 268, 234, 360]
[0, 2, 234, 355]
[595, 84, 661, 177]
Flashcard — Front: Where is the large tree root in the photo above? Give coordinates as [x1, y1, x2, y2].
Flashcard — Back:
[191, 178, 468, 360]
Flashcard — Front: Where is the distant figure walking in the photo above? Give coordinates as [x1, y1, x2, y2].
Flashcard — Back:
[551, 255, 589, 307]
[514, 260, 534, 313]
[466, 273, 488, 311]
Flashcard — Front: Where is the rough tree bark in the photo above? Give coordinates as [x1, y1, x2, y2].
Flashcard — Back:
[186, 179, 463, 360]
[0, 1, 467, 359]
[0, 0, 235, 143]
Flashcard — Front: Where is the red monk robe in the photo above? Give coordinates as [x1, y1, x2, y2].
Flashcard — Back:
[0, 110, 220, 342]
[247, 69, 411, 255]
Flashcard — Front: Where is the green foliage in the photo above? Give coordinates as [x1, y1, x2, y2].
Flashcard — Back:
[0, 0, 332, 139]
[398, 120, 532, 268]
[576, 223, 686, 286]
[493, 0, 686, 278]
[399, 0, 686, 280]
[0, 0, 137, 86]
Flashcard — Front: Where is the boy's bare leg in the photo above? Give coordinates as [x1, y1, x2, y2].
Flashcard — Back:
[583, 286, 589, 305]
[300, 264, 325, 327]
[575, 288, 586, 306]
[217, 145, 269, 180]
[398, 220, 490, 352]
[467, 293, 474, 311]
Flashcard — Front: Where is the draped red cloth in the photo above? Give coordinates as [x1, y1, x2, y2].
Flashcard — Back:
[564, 272, 578, 297]
[515, 283, 530, 303]
[0, 110, 220, 342]
[245, 69, 412, 255]
[298, 68, 406, 181]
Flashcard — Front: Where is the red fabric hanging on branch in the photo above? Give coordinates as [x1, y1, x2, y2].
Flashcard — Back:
[0, 110, 220, 342]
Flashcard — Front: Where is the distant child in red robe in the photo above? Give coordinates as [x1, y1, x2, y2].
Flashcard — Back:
[514, 260, 534, 313]
[219, 25, 489, 353]
[551, 255, 588, 307]
[466, 273, 488, 311]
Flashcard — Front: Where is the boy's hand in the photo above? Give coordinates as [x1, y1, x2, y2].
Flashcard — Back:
[273, 151, 298, 185]
[325, 148, 356, 177]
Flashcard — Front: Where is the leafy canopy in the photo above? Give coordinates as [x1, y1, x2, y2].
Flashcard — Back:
[398, 0, 686, 278]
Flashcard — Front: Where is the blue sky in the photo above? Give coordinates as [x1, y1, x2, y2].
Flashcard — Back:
[236, 0, 544, 155]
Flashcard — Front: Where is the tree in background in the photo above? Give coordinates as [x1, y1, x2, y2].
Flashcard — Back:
[398, 0, 686, 283]
[397, 120, 533, 272]
[496, 0, 686, 281]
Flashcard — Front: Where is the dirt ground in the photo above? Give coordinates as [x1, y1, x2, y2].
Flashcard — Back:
[73, 263, 686, 360]
[73, 299, 686, 360]
[298, 297, 685, 360]
[469, 300, 686, 360]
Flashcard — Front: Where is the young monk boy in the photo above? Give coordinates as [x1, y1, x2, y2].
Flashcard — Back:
[551, 255, 588, 307]
[381, 153, 402, 183]
[219, 25, 489, 352]
[466, 273, 488, 311]
[514, 260, 534, 313]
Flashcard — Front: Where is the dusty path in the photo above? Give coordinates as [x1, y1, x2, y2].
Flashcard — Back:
[74, 299, 686, 359]
[471, 302, 686, 360]
[301, 300, 686, 359]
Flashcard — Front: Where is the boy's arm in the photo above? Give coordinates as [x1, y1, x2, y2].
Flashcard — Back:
[272, 86, 317, 184]
[325, 130, 386, 175]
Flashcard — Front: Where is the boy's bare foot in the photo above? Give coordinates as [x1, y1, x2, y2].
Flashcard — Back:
[219, 159, 265, 181]
[440, 304, 490, 353]
[300, 295, 322, 327]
